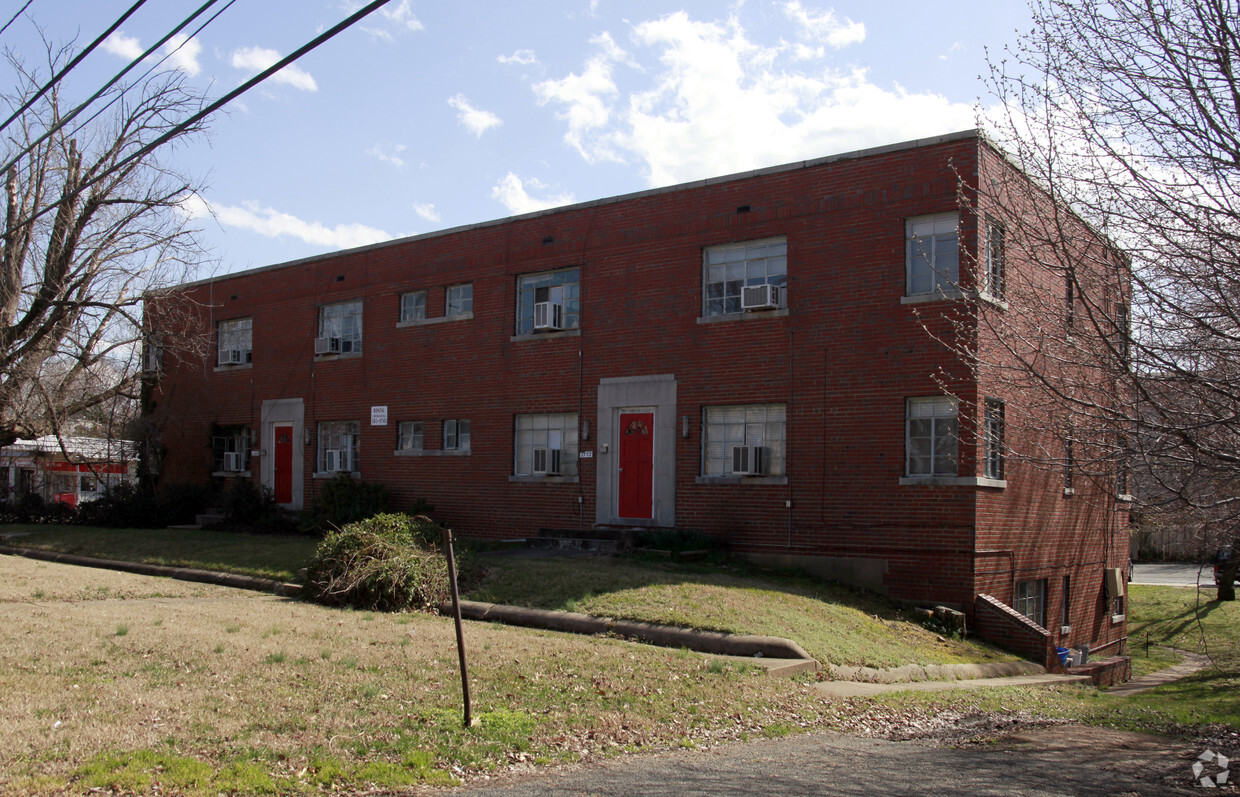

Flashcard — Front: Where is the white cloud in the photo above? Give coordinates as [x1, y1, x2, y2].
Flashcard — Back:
[368, 143, 407, 169]
[447, 94, 502, 137]
[230, 46, 318, 91]
[491, 173, 574, 215]
[535, 11, 976, 187]
[183, 194, 389, 250]
[102, 32, 143, 60]
[364, 0, 424, 40]
[412, 203, 440, 222]
[532, 32, 627, 162]
[781, 1, 865, 48]
[162, 34, 203, 76]
[498, 49, 538, 66]
[102, 31, 202, 76]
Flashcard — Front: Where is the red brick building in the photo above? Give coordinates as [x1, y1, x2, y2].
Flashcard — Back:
[146, 130, 1130, 667]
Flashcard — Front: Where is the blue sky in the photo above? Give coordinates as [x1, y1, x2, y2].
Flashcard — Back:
[3, 0, 1031, 276]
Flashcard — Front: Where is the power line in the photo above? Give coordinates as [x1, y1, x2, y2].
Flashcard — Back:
[6, 0, 396, 234]
[0, 0, 234, 179]
[0, 0, 149, 136]
[0, 0, 35, 40]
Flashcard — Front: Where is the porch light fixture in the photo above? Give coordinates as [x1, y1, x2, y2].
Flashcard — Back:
[681, 415, 689, 439]
[582, 419, 590, 440]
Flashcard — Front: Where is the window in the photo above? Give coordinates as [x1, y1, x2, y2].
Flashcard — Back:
[318, 301, 363, 354]
[1062, 575, 1071, 628]
[212, 426, 251, 472]
[985, 219, 1005, 300]
[318, 421, 360, 473]
[703, 238, 787, 317]
[444, 419, 470, 451]
[1064, 434, 1075, 493]
[1013, 579, 1046, 627]
[399, 291, 426, 323]
[516, 268, 580, 334]
[217, 318, 252, 366]
[984, 398, 1005, 480]
[446, 284, 473, 317]
[397, 421, 423, 452]
[906, 213, 959, 296]
[703, 404, 786, 476]
[514, 414, 578, 476]
[1065, 267, 1075, 329]
[905, 397, 958, 477]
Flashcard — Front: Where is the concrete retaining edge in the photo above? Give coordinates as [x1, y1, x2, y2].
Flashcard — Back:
[0, 544, 302, 597]
[824, 660, 1045, 683]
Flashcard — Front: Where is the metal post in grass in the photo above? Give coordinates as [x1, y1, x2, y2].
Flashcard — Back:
[442, 526, 472, 727]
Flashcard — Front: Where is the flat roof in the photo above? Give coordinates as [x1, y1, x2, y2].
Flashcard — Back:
[173, 128, 979, 291]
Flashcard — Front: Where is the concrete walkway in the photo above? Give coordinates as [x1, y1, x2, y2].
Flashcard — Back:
[813, 672, 1093, 697]
[1106, 649, 1211, 696]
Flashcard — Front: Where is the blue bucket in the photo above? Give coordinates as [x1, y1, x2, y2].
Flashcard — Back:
[1056, 647, 1070, 667]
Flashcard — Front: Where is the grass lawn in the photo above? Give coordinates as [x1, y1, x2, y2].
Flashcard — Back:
[467, 554, 1013, 668]
[0, 524, 318, 582]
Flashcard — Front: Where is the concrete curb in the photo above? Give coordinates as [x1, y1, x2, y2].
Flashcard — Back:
[824, 659, 1045, 684]
[0, 544, 302, 597]
[448, 600, 819, 665]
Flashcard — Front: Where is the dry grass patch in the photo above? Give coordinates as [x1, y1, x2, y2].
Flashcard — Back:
[0, 557, 881, 796]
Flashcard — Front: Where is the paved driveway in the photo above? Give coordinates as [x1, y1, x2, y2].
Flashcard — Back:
[1131, 562, 1213, 587]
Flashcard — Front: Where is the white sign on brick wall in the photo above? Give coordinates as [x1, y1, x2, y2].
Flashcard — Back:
[371, 406, 388, 426]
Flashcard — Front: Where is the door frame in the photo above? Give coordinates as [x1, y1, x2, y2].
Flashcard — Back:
[595, 375, 677, 527]
[261, 398, 304, 510]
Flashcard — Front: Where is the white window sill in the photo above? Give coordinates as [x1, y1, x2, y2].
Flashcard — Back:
[1116, 493, 1135, 503]
[393, 449, 470, 457]
[1059, 625, 1071, 635]
[213, 362, 253, 372]
[1063, 487, 1076, 497]
[397, 311, 474, 328]
[900, 289, 963, 305]
[510, 328, 582, 343]
[899, 476, 1007, 488]
[314, 351, 362, 361]
[697, 308, 789, 325]
[509, 474, 580, 484]
[696, 475, 789, 485]
[975, 291, 1009, 310]
[313, 471, 360, 479]
[1111, 614, 1126, 624]
[211, 470, 252, 478]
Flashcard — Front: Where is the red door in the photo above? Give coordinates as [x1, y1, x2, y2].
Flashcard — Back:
[274, 425, 293, 504]
[618, 412, 653, 519]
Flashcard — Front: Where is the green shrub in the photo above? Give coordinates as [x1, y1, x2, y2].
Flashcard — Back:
[220, 478, 277, 526]
[301, 474, 392, 532]
[302, 513, 451, 611]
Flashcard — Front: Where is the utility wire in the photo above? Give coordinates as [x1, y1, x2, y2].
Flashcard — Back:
[6, 0, 395, 234]
[0, 0, 35, 40]
[0, 0, 149, 136]
[0, 0, 233, 179]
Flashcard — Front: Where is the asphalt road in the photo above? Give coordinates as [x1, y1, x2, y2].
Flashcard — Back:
[442, 727, 1199, 796]
[1131, 562, 1217, 587]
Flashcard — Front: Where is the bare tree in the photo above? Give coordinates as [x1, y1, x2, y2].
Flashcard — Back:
[974, 0, 1240, 597]
[0, 42, 210, 451]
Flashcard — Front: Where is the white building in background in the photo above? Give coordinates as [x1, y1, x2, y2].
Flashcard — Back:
[1, 436, 137, 507]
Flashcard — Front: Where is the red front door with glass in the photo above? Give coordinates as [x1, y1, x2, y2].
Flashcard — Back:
[618, 412, 653, 519]
[274, 424, 293, 504]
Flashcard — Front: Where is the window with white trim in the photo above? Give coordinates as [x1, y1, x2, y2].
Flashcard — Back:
[318, 421, 360, 473]
[399, 291, 426, 323]
[1014, 579, 1046, 626]
[906, 213, 959, 296]
[517, 268, 580, 334]
[985, 219, 1005, 300]
[514, 413, 578, 476]
[703, 404, 786, 476]
[217, 318, 252, 366]
[984, 398, 1005, 480]
[397, 421, 423, 452]
[703, 238, 787, 317]
[444, 419, 470, 451]
[212, 425, 251, 473]
[318, 301, 363, 354]
[446, 284, 473, 317]
[906, 396, 958, 477]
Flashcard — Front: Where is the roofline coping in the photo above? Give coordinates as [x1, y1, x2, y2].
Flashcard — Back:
[169, 128, 979, 292]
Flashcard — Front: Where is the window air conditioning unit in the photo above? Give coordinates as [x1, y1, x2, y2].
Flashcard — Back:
[324, 448, 351, 472]
[219, 348, 244, 365]
[533, 301, 563, 331]
[533, 448, 562, 475]
[741, 283, 785, 311]
[314, 336, 341, 355]
[731, 445, 768, 475]
[223, 452, 244, 472]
